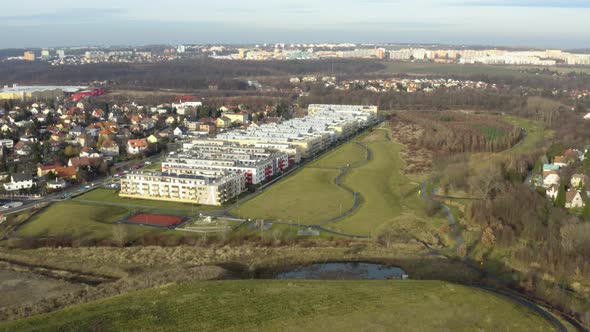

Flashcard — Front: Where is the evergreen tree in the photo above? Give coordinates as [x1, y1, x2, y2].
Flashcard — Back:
[555, 183, 566, 208]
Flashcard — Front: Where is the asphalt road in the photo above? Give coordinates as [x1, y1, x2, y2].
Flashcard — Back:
[2, 153, 164, 216]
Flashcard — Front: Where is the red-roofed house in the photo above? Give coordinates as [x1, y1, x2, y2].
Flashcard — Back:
[37, 164, 63, 177]
[127, 138, 149, 155]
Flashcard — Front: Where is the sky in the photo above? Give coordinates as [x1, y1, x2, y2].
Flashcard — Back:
[1, 0, 589, 49]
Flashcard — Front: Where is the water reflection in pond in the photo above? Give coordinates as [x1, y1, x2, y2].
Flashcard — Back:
[276, 262, 407, 280]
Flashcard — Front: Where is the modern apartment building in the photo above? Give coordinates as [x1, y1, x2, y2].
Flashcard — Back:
[163, 142, 289, 185]
[120, 104, 377, 205]
[216, 104, 377, 158]
[120, 170, 246, 206]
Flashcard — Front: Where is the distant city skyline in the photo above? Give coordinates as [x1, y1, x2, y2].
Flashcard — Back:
[1, 0, 589, 49]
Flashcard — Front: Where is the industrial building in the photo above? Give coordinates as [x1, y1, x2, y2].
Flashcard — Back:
[0, 85, 86, 100]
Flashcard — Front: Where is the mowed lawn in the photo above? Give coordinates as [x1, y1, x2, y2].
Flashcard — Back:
[326, 129, 444, 237]
[15, 201, 182, 242]
[233, 168, 355, 224]
[0, 280, 555, 332]
[233, 127, 444, 238]
[74, 189, 222, 212]
[307, 141, 367, 169]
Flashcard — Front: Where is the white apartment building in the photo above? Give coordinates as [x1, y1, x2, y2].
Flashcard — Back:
[120, 170, 245, 206]
[163, 145, 289, 185]
[216, 104, 377, 158]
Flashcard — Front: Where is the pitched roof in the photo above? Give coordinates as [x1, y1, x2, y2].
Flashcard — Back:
[566, 191, 581, 203]
[55, 166, 77, 179]
[12, 173, 32, 182]
[39, 164, 62, 171]
[127, 138, 148, 148]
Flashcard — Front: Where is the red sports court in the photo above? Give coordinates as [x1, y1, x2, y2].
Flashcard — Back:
[126, 213, 184, 227]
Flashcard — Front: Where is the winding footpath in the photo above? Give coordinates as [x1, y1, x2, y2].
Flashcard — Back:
[419, 180, 572, 332]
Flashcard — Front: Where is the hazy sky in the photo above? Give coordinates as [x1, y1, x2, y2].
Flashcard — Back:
[1, 0, 589, 48]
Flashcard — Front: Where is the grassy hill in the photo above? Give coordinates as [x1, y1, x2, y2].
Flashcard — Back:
[0, 280, 555, 332]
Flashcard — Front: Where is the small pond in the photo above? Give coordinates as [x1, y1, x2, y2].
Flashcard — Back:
[276, 262, 407, 280]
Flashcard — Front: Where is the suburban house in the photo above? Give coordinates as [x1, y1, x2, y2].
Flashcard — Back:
[222, 111, 248, 124]
[216, 116, 232, 128]
[55, 166, 78, 180]
[546, 185, 559, 201]
[99, 140, 120, 156]
[565, 190, 585, 209]
[14, 141, 32, 156]
[4, 173, 34, 191]
[37, 164, 62, 177]
[571, 174, 588, 189]
[127, 138, 149, 155]
[173, 127, 184, 137]
[146, 135, 159, 144]
[0, 139, 14, 149]
[553, 156, 570, 168]
[543, 171, 561, 188]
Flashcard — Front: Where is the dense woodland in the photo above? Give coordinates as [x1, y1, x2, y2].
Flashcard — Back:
[0, 59, 385, 89]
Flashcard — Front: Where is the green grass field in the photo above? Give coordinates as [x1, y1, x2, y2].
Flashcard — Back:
[13, 201, 183, 242]
[326, 130, 443, 237]
[501, 115, 550, 155]
[234, 127, 445, 241]
[234, 168, 355, 224]
[0, 280, 555, 332]
[307, 142, 367, 169]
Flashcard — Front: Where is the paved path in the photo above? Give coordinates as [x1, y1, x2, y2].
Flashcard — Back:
[419, 180, 577, 332]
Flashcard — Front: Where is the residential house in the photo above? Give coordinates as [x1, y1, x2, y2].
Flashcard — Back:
[546, 185, 559, 201]
[0, 124, 13, 133]
[79, 147, 94, 158]
[55, 166, 78, 180]
[565, 190, 585, 209]
[14, 141, 32, 156]
[216, 116, 232, 128]
[173, 127, 184, 137]
[553, 156, 571, 168]
[165, 116, 178, 125]
[222, 111, 248, 124]
[49, 141, 62, 152]
[37, 164, 62, 177]
[19, 135, 37, 143]
[0, 139, 14, 149]
[34, 114, 46, 123]
[92, 109, 105, 119]
[543, 171, 560, 188]
[146, 135, 159, 144]
[3, 173, 34, 191]
[76, 133, 90, 147]
[140, 118, 155, 131]
[571, 174, 588, 189]
[127, 138, 149, 155]
[99, 140, 120, 156]
[70, 125, 85, 137]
